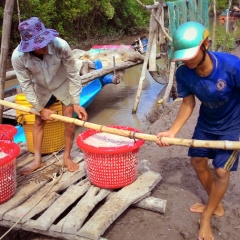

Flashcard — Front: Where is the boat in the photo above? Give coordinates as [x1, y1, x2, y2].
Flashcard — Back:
[131, 36, 148, 54]
[219, 8, 240, 22]
[90, 44, 132, 54]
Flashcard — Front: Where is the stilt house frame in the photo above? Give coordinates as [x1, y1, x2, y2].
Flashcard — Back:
[132, 0, 209, 113]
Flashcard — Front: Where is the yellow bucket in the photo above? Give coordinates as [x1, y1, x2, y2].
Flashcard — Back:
[15, 93, 65, 154]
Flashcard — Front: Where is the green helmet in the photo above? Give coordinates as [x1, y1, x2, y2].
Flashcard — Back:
[172, 21, 209, 61]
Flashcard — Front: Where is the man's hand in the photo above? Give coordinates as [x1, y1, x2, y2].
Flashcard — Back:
[73, 104, 88, 121]
[39, 108, 55, 120]
[156, 131, 176, 147]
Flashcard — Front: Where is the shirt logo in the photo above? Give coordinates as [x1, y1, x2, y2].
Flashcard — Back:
[216, 79, 226, 91]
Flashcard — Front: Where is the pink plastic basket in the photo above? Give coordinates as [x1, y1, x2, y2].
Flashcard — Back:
[0, 140, 20, 204]
[0, 124, 17, 141]
[76, 125, 145, 189]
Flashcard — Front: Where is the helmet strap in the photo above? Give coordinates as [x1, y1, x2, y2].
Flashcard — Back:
[195, 45, 207, 68]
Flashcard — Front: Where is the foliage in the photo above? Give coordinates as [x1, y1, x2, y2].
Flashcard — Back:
[0, 0, 152, 51]
[215, 31, 236, 52]
[3, 0, 239, 53]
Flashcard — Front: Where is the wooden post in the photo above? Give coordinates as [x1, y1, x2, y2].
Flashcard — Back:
[211, 0, 217, 50]
[0, 0, 15, 123]
[132, 1, 163, 113]
[162, 61, 175, 104]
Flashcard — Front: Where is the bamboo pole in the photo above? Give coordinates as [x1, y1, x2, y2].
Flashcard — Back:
[0, 0, 15, 123]
[1, 99, 240, 150]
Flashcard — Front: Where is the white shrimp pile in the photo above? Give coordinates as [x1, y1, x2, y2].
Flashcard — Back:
[84, 132, 135, 148]
[0, 151, 7, 159]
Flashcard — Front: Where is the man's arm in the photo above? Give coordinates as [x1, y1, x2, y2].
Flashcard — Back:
[157, 94, 196, 146]
[169, 94, 196, 135]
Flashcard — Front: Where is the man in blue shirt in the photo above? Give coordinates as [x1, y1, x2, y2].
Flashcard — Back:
[157, 21, 240, 240]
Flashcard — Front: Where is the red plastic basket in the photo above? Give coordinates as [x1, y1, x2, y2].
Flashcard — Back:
[0, 124, 17, 141]
[76, 125, 145, 189]
[0, 140, 20, 204]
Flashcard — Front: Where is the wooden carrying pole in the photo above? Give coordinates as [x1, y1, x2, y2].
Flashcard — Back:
[1, 99, 240, 150]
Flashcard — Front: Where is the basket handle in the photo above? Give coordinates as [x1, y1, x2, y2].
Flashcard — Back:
[0, 130, 12, 141]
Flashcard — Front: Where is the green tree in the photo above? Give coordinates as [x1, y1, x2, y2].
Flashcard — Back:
[0, 0, 152, 50]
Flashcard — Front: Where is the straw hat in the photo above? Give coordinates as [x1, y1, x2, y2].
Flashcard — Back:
[18, 17, 59, 52]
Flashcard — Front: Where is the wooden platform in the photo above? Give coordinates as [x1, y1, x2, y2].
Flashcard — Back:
[0, 144, 166, 240]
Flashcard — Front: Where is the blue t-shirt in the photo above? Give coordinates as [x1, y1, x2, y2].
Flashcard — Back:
[176, 51, 240, 134]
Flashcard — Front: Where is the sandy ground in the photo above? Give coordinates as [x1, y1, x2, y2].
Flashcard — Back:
[1, 48, 240, 240]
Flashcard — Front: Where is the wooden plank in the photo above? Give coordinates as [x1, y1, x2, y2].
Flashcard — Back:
[16, 151, 33, 168]
[62, 186, 112, 234]
[17, 156, 85, 191]
[17, 160, 62, 187]
[17, 192, 60, 223]
[4, 161, 86, 223]
[16, 153, 34, 169]
[50, 161, 86, 192]
[77, 170, 162, 240]
[134, 196, 167, 214]
[0, 180, 48, 220]
[3, 177, 61, 222]
[106, 192, 167, 214]
[0, 219, 108, 240]
[29, 179, 91, 230]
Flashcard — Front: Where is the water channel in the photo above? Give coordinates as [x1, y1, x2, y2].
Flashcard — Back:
[85, 63, 165, 132]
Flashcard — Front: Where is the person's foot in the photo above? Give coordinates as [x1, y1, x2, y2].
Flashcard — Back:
[198, 215, 215, 240]
[64, 157, 79, 172]
[190, 202, 224, 217]
[20, 161, 43, 175]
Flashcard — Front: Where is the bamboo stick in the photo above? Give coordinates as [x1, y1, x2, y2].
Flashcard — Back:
[1, 99, 240, 150]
